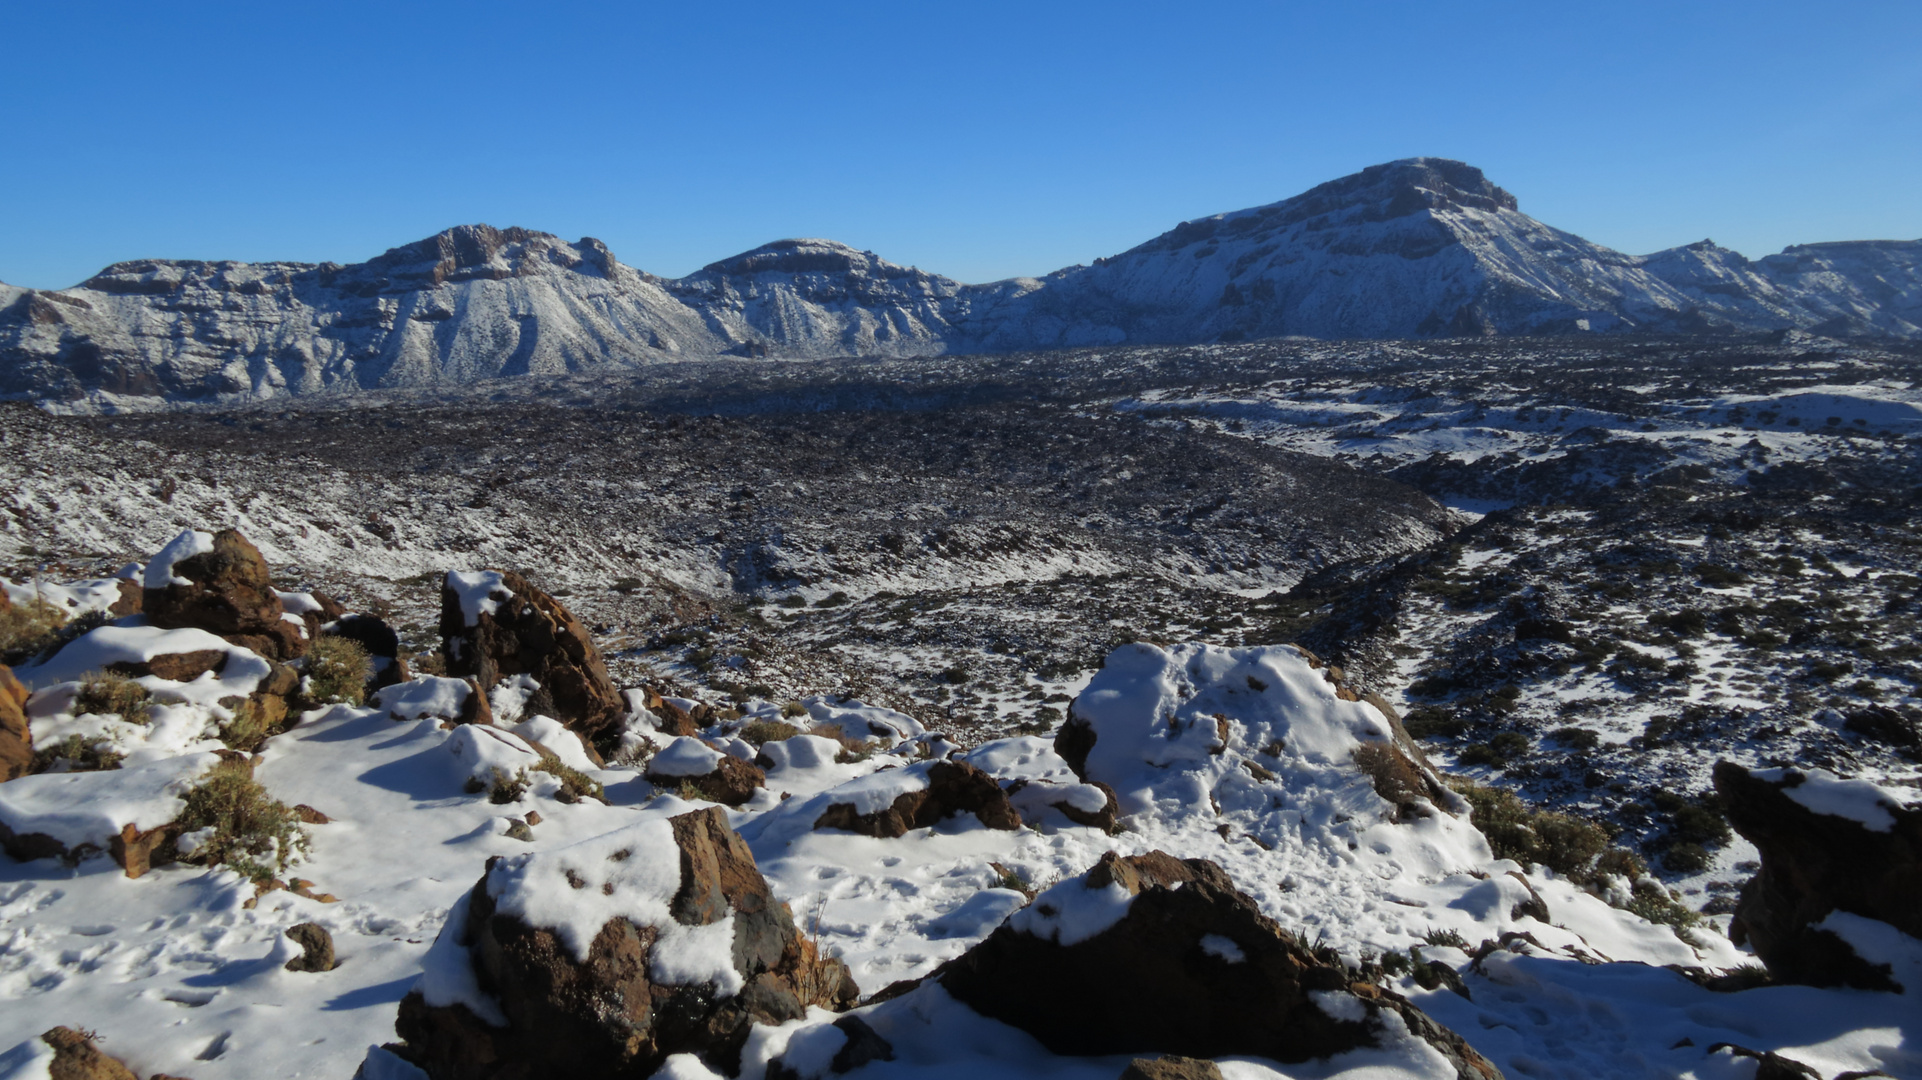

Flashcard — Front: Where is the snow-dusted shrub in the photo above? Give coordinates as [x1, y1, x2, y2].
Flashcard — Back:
[740, 719, 804, 745]
[534, 753, 605, 804]
[218, 697, 280, 753]
[0, 596, 66, 659]
[175, 762, 310, 883]
[305, 636, 371, 705]
[72, 670, 152, 723]
[34, 733, 125, 772]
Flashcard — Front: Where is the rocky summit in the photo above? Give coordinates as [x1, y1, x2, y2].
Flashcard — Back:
[3, 159, 1919, 409]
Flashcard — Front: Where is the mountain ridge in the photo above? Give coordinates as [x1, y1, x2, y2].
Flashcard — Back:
[4, 158, 1920, 407]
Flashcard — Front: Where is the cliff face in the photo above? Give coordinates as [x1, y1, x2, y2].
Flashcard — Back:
[4, 160, 1919, 407]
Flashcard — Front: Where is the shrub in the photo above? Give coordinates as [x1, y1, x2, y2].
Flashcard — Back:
[740, 719, 804, 746]
[1447, 778, 1610, 879]
[72, 671, 152, 723]
[1662, 843, 1711, 873]
[815, 591, 850, 608]
[218, 697, 282, 753]
[1403, 706, 1465, 740]
[0, 597, 67, 659]
[305, 636, 372, 706]
[534, 753, 606, 804]
[611, 576, 645, 594]
[1422, 928, 1469, 950]
[408, 650, 448, 677]
[780, 700, 810, 719]
[34, 733, 124, 772]
[1548, 726, 1599, 750]
[484, 767, 529, 804]
[175, 763, 309, 884]
[1697, 565, 1747, 588]
[777, 595, 808, 609]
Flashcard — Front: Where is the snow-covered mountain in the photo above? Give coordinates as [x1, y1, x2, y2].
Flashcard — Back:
[3, 159, 1918, 406]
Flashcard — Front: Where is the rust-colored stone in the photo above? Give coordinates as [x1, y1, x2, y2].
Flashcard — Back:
[439, 571, 624, 749]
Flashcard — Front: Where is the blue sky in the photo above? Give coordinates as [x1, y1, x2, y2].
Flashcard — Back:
[1, 1, 1917, 289]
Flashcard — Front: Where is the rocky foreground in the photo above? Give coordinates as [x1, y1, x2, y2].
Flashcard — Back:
[0, 527, 1916, 1080]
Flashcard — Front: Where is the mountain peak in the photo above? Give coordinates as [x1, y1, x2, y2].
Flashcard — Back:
[698, 238, 942, 284]
[1297, 157, 1519, 216]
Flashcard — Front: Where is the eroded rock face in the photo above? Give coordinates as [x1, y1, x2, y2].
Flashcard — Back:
[935, 851, 1500, 1079]
[439, 571, 624, 750]
[144, 529, 308, 660]
[390, 806, 857, 1079]
[813, 760, 1021, 838]
[1714, 761, 1922, 989]
[0, 664, 31, 782]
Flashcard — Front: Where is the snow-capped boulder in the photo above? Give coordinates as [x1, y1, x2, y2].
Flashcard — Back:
[439, 570, 624, 749]
[0, 751, 225, 869]
[390, 805, 857, 1079]
[1714, 761, 1921, 990]
[374, 675, 487, 724]
[935, 850, 1501, 1078]
[142, 528, 311, 660]
[810, 760, 1020, 838]
[0, 663, 30, 781]
[1056, 642, 1454, 821]
[645, 736, 766, 806]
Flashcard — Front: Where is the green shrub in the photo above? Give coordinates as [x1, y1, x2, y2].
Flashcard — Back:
[34, 733, 124, 772]
[740, 719, 804, 746]
[780, 700, 810, 719]
[611, 576, 645, 593]
[175, 763, 310, 884]
[72, 671, 152, 723]
[1422, 928, 1469, 950]
[534, 753, 606, 804]
[777, 595, 808, 609]
[1663, 843, 1711, 873]
[1447, 778, 1610, 879]
[0, 597, 67, 658]
[305, 636, 372, 706]
[217, 697, 281, 753]
[1548, 726, 1600, 750]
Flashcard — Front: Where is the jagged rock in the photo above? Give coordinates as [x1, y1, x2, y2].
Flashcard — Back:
[390, 805, 856, 1079]
[935, 851, 1501, 1079]
[1120, 1056, 1224, 1080]
[439, 571, 624, 749]
[813, 760, 1020, 838]
[108, 578, 142, 617]
[38, 1026, 141, 1080]
[1714, 761, 1921, 989]
[284, 922, 337, 972]
[144, 529, 307, 660]
[109, 649, 226, 682]
[0, 663, 31, 782]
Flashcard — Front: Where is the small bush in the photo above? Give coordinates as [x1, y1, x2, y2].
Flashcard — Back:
[175, 763, 310, 884]
[1548, 726, 1599, 750]
[780, 700, 810, 719]
[1422, 928, 1469, 950]
[305, 636, 372, 706]
[777, 595, 808, 609]
[0, 597, 67, 658]
[1447, 778, 1610, 879]
[1626, 879, 1700, 930]
[34, 733, 124, 772]
[534, 753, 606, 804]
[1403, 706, 1465, 740]
[611, 576, 645, 594]
[484, 767, 529, 804]
[72, 671, 152, 723]
[409, 650, 448, 677]
[218, 697, 281, 753]
[740, 719, 804, 746]
[814, 591, 850, 608]
[1663, 843, 1711, 873]
[1697, 565, 1747, 588]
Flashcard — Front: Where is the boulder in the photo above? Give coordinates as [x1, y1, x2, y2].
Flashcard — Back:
[390, 806, 857, 1079]
[813, 760, 1021, 838]
[1, 663, 30, 782]
[934, 851, 1501, 1079]
[1121, 1057, 1225, 1080]
[1713, 761, 1921, 989]
[144, 529, 307, 660]
[284, 922, 337, 972]
[645, 739, 766, 807]
[439, 571, 624, 749]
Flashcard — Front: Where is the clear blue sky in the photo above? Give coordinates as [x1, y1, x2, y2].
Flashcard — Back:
[2, 1, 1917, 289]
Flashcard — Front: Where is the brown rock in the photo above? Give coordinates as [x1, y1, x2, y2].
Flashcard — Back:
[284, 922, 337, 972]
[39, 1026, 139, 1079]
[439, 571, 624, 749]
[813, 761, 1021, 838]
[1714, 761, 1921, 989]
[294, 804, 330, 824]
[145, 530, 306, 660]
[651, 695, 701, 737]
[110, 821, 181, 879]
[390, 805, 857, 1079]
[1055, 779, 1121, 832]
[108, 578, 142, 617]
[1, 663, 32, 782]
[107, 649, 226, 683]
[934, 850, 1502, 1079]
[1121, 1056, 1225, 1080]
[646, 754, 766, 807]
[455, 678, 493, 727]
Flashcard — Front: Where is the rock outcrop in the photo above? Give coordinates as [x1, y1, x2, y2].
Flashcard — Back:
[144, 529, 308, 660]
[935, 851, 1501, 1079]
[390, 806, 857, 1079]
[439, 571, 625, 750]
[35, 1026, 141, 1080]
[1714, 761, 1921, 989]
[644, 738, 766, 807]
[0, 663, 30, 782]
[813, 760, 1021, 838]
